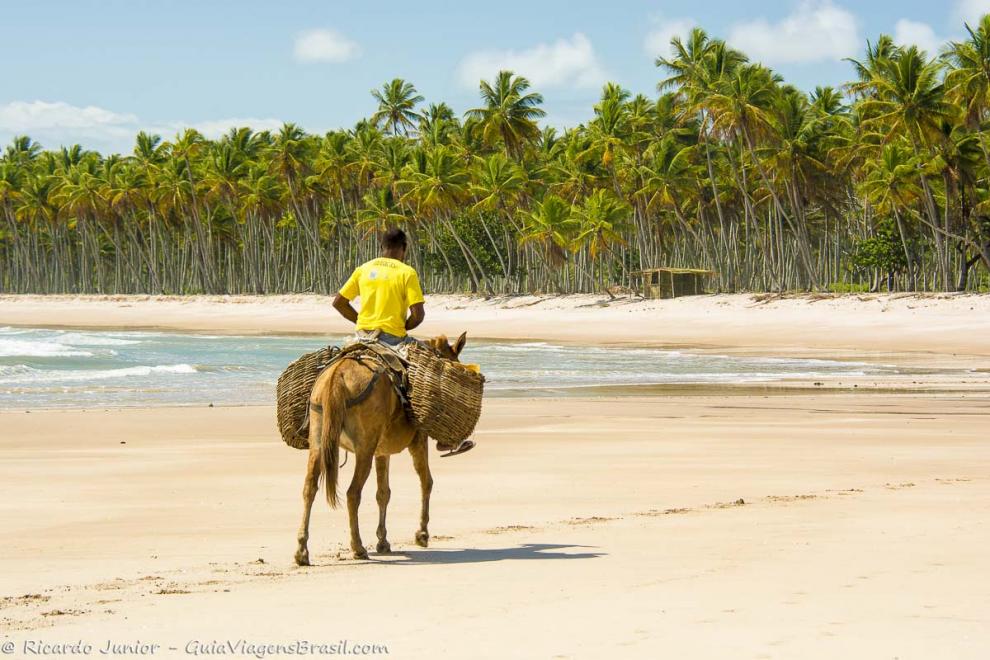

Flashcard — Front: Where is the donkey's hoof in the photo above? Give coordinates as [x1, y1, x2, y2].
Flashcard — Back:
[352, 547, 370, 560]
[294, 549, 310, 566]
[415, 531, 429, 547]
[376, 540, 391, 554]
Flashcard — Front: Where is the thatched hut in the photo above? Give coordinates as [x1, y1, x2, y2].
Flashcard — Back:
[629, 267, 715, 299]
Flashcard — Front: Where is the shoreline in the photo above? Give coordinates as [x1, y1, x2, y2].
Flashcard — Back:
[4, 378, 990, 416]
[1, 292, 989, 360]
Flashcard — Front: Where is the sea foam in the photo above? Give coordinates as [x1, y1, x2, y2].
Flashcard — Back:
[0, 338, 94, 358]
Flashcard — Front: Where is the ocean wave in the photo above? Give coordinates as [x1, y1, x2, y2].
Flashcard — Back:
[52, 332, 141, 347]
[0, 363, 199, 384]
[477, 341, 566, 352]
[473, 343, 686, 360]
[0, 364, 36, 377]
[0, 338, 94, 358]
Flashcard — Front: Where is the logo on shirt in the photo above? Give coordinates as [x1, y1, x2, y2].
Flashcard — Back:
[368, 269, 388, 281]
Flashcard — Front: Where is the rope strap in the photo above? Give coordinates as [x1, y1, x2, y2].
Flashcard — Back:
[345, 365, 383, 407]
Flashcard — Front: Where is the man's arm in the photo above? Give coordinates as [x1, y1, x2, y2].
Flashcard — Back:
[406, 302, 425, 331]
[332, 293, 359, 324]
[405, 269, 426, 331]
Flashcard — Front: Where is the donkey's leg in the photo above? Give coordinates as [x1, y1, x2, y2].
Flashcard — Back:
[374, 455, 392, 554]
[294, 446, 322, 566]
[408, 433, 433, 547]
[347, 450, 375, 559]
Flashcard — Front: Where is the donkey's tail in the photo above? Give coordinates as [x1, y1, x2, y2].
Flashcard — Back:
[317, 364, 346, 509]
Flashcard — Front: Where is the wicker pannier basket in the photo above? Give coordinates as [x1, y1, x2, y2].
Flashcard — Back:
[405, 342, 485, 445]
[276, 346, 339, 450]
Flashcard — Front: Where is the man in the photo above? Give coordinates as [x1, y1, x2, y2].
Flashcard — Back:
[333, 227, 474, 456]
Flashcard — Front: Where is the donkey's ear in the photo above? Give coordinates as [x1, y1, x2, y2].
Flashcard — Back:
[432, 335, 447, 351]
[453, 331, 467, 356]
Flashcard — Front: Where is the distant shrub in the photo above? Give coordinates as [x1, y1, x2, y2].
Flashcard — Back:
[851, 222, 908, 275]
[826, 281, 871, 293]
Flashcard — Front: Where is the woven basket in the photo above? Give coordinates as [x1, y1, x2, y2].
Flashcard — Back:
[276, 346, 339, 450]
[406, 343, 485, 445]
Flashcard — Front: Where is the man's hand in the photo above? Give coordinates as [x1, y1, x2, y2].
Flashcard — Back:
[406, 302, 425, 331]
[332, 293, 359, 323]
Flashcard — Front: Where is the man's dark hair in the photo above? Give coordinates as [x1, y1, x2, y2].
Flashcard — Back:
[381, 227, 408, 251]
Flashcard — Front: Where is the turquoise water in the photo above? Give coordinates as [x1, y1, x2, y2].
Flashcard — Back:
[0, 327, 893, 409]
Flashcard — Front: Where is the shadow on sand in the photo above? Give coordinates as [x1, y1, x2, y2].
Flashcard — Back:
[378, 543, 604, 565]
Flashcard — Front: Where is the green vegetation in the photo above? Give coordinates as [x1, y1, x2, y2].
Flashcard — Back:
[4, 20, 990, 295]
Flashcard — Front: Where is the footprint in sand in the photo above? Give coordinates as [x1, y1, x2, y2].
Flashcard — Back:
[153, 580, 193, 595]
[764, 494, 819, 503]
[636, 507, 692, 517]
[565, 516, 617, 526]
[707, 498, 746, 509]
[485, 525, 537, 534]
[41, 608, 86, 617]
[1, 594, 50, 608]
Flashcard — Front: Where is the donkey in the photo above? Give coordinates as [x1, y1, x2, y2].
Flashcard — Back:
[294, 332, 468, 565]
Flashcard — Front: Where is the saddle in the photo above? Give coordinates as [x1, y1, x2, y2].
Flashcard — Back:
[304, 337, 413, 437]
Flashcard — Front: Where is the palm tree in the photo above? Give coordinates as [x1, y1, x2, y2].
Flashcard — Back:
[857, 47, 952, 146]
[856, 45, 957, 288]
[357, 186, 406, 235]
[658, 32, 747, 278]
[465, 71, 546, 158]
[638, 136, 702, 248]
[399, 145, 491, 291]
[3, 136, 42, 164]
[574, 189, 631, 260]
[371, 79, 425, 136]
[519, 194, 579, 291]
[858, 142, 922, 288]
[470, 152, 527, 279]
[945, 16, 990, 176]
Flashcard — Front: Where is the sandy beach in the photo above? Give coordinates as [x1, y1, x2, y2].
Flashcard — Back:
[1, 396, 988, 658]
[2, 291, 990, 357]
[1, 294, 989, 658]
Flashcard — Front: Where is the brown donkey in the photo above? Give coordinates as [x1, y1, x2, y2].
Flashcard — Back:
[294, 332, 468, 565]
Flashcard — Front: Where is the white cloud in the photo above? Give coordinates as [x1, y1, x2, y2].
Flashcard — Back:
[0, 100, 283, 154]
[0, 100, 138, 134]
[293, 28, 360, 63]
[644, 17, 697, 59]
[457, 33, 606, 89]
[727, 1, 861, 64]
[894, 19, 944, 56]
[0, 100, 139, 151]
[954, 0, 990, 25]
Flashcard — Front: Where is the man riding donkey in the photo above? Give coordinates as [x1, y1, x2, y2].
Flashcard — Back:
[332, 227, 474, 458]
[292, 227, 477, 565]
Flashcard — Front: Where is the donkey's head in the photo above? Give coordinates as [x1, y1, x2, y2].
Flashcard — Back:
[429, 332, 467, 361]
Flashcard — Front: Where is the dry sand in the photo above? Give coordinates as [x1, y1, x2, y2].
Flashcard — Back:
[1, 395, 988, 658]
[1, 294, 989, 658]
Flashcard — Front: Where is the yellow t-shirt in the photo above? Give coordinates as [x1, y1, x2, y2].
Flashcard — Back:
[338, 258, 425, 337]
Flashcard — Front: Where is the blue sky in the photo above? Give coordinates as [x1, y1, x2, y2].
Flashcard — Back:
[2, 0, 989, 154]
